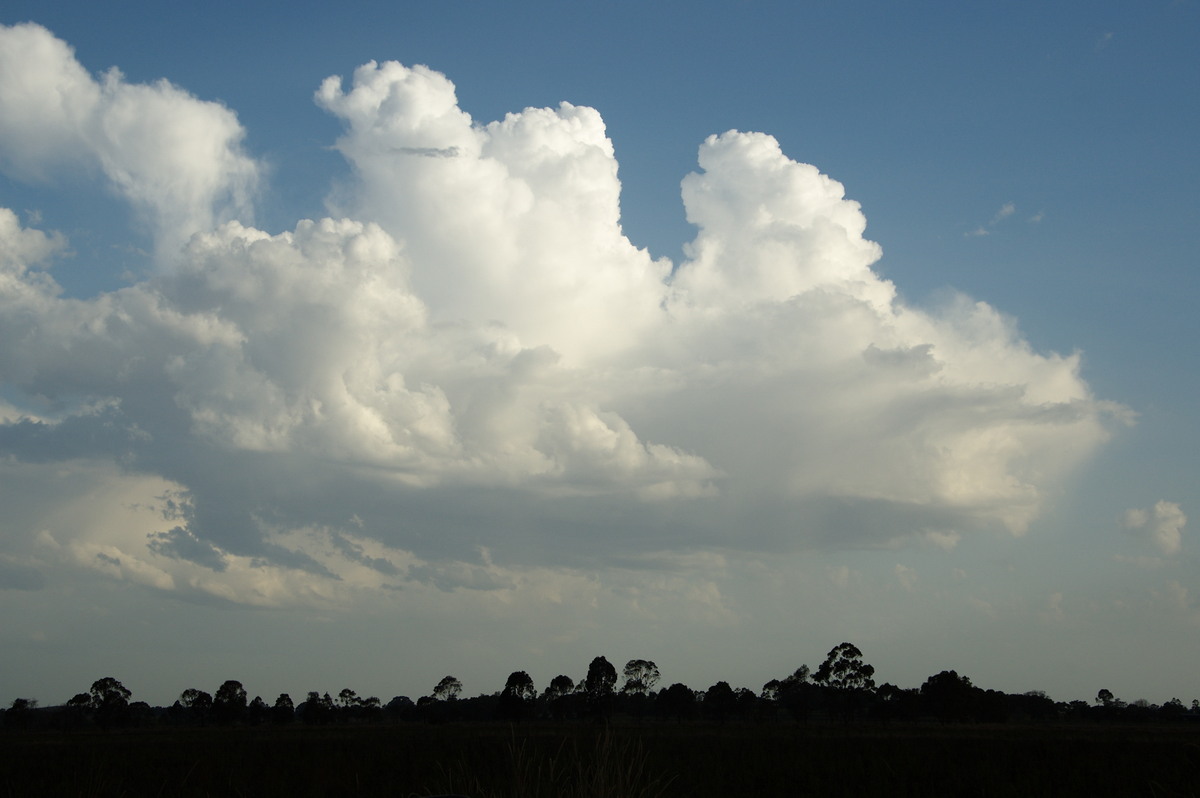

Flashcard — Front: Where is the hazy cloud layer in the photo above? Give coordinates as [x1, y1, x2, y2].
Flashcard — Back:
[0, 25, 1125, 609]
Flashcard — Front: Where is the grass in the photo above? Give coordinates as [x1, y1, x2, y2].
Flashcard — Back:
[423, 726, 675, 798]
[0, 720, 1197, 797]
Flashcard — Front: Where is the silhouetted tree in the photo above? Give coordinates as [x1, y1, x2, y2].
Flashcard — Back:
[543, 675, 577, 719]
[272, 693, 295, 724]
[4, 698, 37, 730]
[920, 670, 980, 722]
[703, 681, 738, 722]
[212, 680, 247, 725]
[777, 665, 816, 723]
[735, 686, 757, 715]
[814, 643, 875, 691]
[585, 657, 617, 696]
[385, 695, 414, 720]
[503, 670, 536, 701]
[545, 674, 574, 699]
[128, 700, 154, 726]
[1162, 697, 1186, 718]
[621, 659, 660, 696]
[873, 683, 920, 722]
[1008, 690, 1055, 722]
[248, 695, 269, 725]
[299, 691, 335, 724]
[656, 682, 696, 722]
[64, 692, 92, 728]
[433, 675, 462, 701]
[498, 670, 536, 721]
[89, 677, 131, 728]
[179, 688, 213, 725]
[584, 656, 617, 718]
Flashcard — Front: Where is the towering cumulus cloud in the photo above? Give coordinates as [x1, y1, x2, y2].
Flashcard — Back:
[316, 61, 672, 363]
[0, 24, 1122, 607]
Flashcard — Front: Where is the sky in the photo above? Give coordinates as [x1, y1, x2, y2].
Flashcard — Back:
[0, 0, 1197, 708]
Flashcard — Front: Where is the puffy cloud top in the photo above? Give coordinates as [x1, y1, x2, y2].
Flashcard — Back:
[0, 24, 1124, 607]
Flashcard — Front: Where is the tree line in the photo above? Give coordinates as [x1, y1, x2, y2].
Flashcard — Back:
[3, 642, 1196, 731]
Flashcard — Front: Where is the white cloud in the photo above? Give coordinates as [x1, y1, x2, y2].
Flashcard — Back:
[0, 23, 259, 259]
[316, 60, 670, 364]
[1123, 500, 1186, 555]
[0, 30, 1127, 608]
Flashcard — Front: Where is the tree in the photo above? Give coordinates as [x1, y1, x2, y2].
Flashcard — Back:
[544, 674, 575, 699]
[584, 656, 618, 718]
[814, 643, 875, 691]
[248, 695, 269, 725]
[1096, 688, 1115, 707]
[89, 677, 132, 728]
[213, 680, 248, 724]
[656, 682, 696, 722]
[920, 670, 980, 722]
[90, 676, 131, 707]
[433, 675, 462, 701]
[502, 670, 536, 701]
[385, 695, 414, 720]
[65, 692, 92, 725]
[585, 656, 617, 697]
[4, 698, 37, 730]
[272, 693, 295, 724]
[1161, 697, 1186, 718]
[498, 670, 536, 721]
[179, 688, 213, 724]
[703, 681, 737, 722]
[783, 664, 811, 688]
[542, 675, 577, 720]
[621, 659, 661, 696]
[300, 691, 334, 724]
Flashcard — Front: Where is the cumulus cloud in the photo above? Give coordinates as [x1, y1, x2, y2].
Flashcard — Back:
[0, 27, 1127, 607]
[316, 60, 671, 364]
[0, 23, 259, 259]
[1123, 501, 1186, 555]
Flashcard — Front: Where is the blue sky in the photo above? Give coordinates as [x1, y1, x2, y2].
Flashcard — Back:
[0, 1, 1197, 707]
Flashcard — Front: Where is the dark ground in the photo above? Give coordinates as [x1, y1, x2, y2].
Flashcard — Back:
[2, 720, 1198, 797]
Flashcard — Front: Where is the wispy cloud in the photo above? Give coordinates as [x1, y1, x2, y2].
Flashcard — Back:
[966, 201, 1019, 237]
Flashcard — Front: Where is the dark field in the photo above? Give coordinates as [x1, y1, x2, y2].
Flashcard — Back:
[2, 721, 1198, 797]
